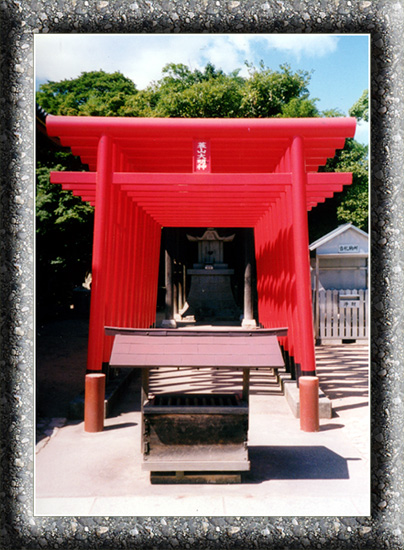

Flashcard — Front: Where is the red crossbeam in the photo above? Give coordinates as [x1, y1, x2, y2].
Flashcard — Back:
[50, 171, 351, 186]
[47, 115, 356, 140]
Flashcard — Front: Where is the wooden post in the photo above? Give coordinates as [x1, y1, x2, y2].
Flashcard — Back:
[87, 134, 112, 371]
[173, 260, 178, 319]
[290, 136, 316, 377]
[299, 376, 319, 432]
[141, 369, 150, 409]
[315, 255, 320, 341]
[165, 249, 172, 318]
[183, 264, 187, 309]
[242, 230, 256, 328]
[242, 368, 250, 402]
[140, 368, 150, 453]
[162, 248, 176, 327]
[84, 373, 106, 432]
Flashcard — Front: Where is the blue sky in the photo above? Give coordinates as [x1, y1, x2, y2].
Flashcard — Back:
[35, 34, 369, 144]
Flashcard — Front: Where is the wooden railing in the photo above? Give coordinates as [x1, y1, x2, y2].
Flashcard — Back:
[313, 289, 369, 341]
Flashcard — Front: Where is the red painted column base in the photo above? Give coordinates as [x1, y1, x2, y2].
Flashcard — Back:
[299, 376, 319, 432]
[84, 373, 106, 433]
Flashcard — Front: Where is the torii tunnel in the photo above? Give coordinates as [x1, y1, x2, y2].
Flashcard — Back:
[46, 116, 356, 379]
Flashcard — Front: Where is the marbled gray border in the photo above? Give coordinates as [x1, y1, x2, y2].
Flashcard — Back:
[0, 0, 403, 548]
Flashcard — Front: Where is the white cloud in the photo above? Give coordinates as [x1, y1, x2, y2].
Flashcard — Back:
[120, 35, 212, 88]
[198, 36, 249, 75]
[36, 34, 237, 89]
[35, 34, 341, 91]
[35, 34, 123, 83]
[259, 35, 340, 60]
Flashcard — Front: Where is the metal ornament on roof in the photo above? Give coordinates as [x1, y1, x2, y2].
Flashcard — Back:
[187, 228, 235, 267]
[187, 228, 235, 242]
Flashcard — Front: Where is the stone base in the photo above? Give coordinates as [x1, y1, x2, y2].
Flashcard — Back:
[150, 471, 242, 484]
[284, 380, 332, 419]
[241, 318, 257, 328]
[161, 319, 177, 328]
[183, 270, 240, 321]
[316, 338, 367, 345]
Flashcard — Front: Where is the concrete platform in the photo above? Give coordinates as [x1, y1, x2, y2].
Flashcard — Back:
[35, 344, 370, 517]
[284, 381, 333, 419]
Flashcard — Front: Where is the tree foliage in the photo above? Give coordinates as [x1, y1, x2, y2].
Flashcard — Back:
[36, 152, 94, 317]
[327, 139, 368, 228]
[36, 70, 137, 116]
[323, 89, 369, 232]
[349, 89, 368, 122]
[37, 62, 318, 119]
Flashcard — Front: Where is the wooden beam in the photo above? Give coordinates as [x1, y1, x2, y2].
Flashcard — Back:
[50, 170, 352, 187]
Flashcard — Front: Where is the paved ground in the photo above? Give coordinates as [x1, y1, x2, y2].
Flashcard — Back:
[315, 344, 369, 460]
[35, 318, 370, 517]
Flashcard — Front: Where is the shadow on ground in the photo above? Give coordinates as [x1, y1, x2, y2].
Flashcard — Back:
[244, 445, 360, 483]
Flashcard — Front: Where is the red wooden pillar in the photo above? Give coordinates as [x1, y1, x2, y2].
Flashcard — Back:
[115, 191, 128, 327]
[102, 143, 118, 363]
[266, 206, 275, 327]
[254, 216, 267, 327]
[290, 136, 316, 377]
[284, 189, 295, 361]
[133, 207, 144, 326]
[273, 198, 281, 328]
[255, 206, 274, 329]
[110, 186, 123, 326]
[282, 148, 296, 364]
[87, 134, 112, 371]
[127, 200, 136, 326]
[265, 207, 273, 327]
[144, 215, 158, 327]
[278, 193, 288, 343]
[109, 150, 124, 327]
[127, 203, 139, 327]
[84, 373, 105, 432]
[300, 376, 319, 431]
[253, 221, 263, 323]
[275, 158, 289, 353]
[145, 217, 154, 326]
[137, 210, 147, 326]
[150, 220, 162, 327]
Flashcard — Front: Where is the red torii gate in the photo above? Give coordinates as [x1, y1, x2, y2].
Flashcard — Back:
[46, 116, 356, 379]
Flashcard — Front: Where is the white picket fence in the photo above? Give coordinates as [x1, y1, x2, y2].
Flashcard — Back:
[313, 288, 369, 342]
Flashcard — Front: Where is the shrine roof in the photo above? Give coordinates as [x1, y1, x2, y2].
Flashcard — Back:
[46, 115, 356, 174]
[47, 115, 356, 227]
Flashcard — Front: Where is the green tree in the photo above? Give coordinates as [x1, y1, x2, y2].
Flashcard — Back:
[349, 89, 368, 122]
[36, 70, 138, 115]
[118, 88, 160, 117]
[280, 97, 319, 118]
[328, 89, 369, 230]
[240, 62, 317, 118]
[331, 138, 368, 229]
[36, 63, 320, 120]
[155, 75, 244, 118]
[309, 90, 369, 239]
[36, 158, 94, 317]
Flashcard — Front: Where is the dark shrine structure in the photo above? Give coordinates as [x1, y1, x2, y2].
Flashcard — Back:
[46, 116, 356, 383]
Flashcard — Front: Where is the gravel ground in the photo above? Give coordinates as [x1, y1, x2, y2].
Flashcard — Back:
[1, 0, 403, 549]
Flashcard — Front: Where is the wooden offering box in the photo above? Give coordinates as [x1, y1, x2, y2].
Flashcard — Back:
[143, 392, 249, 477]
[107, 327, 287, 483]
